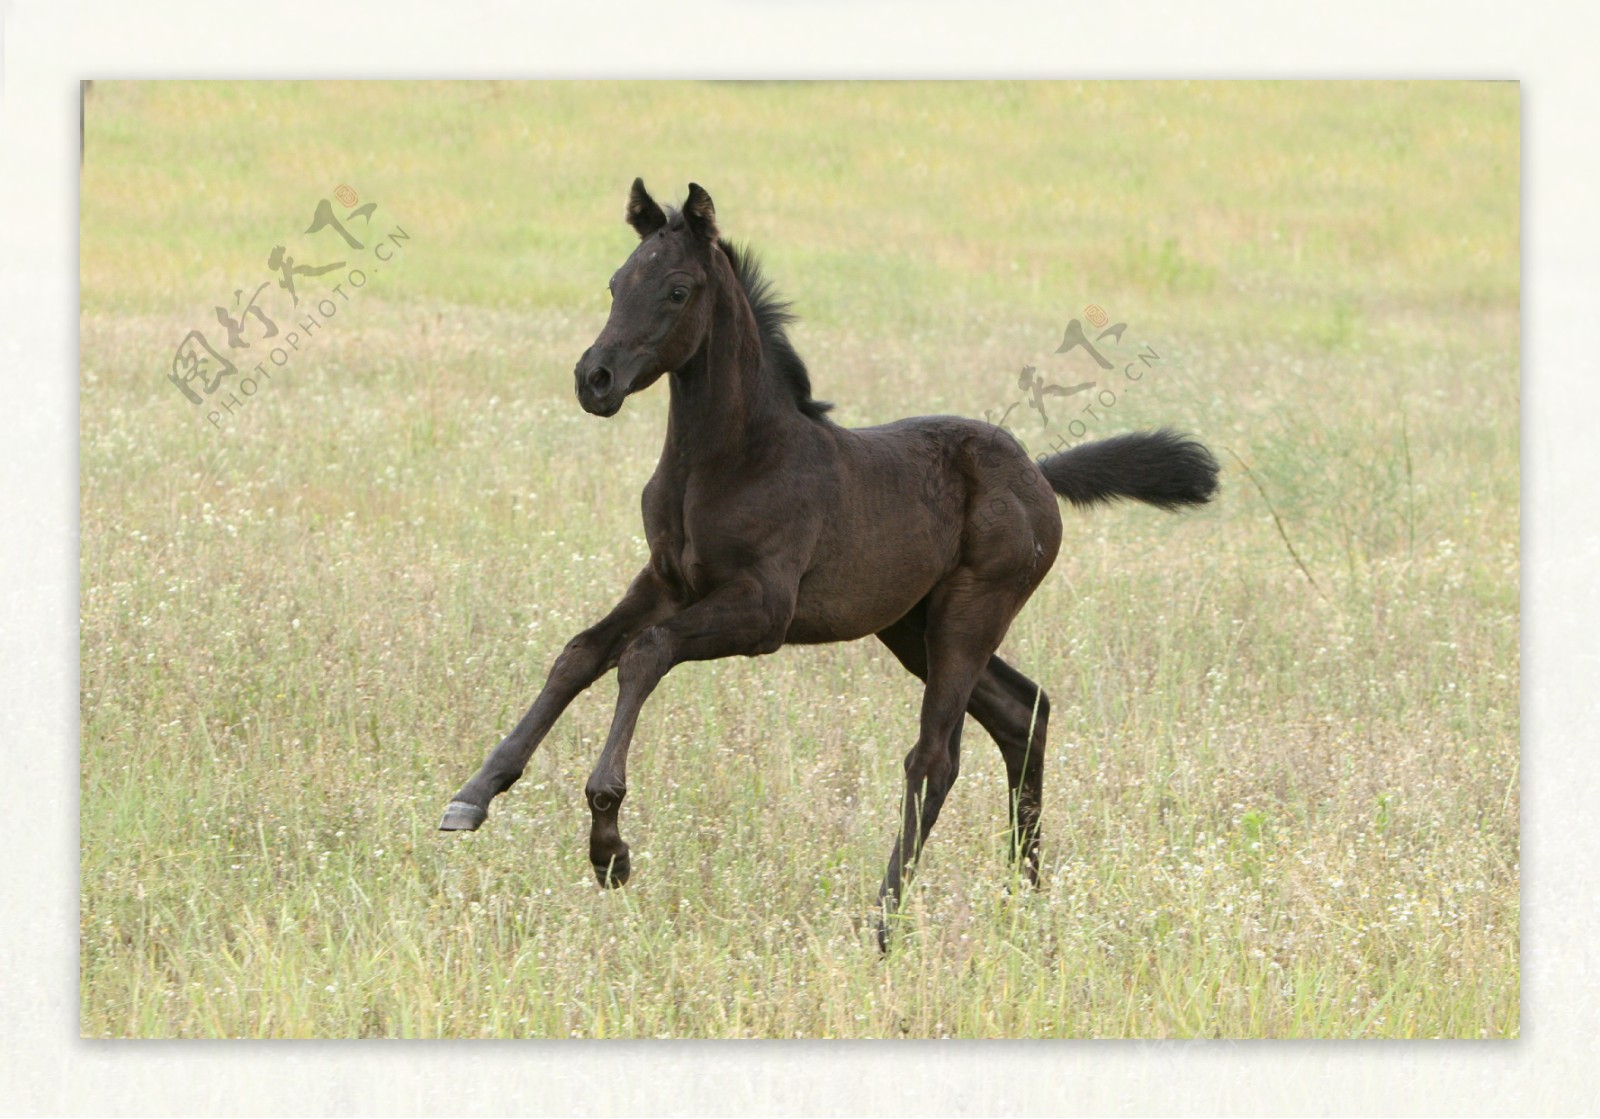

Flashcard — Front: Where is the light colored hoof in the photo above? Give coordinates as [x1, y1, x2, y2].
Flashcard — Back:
[438, 801, 488, 831]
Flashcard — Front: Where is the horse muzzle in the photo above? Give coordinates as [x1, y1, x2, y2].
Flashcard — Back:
[575, 351, 629, 417]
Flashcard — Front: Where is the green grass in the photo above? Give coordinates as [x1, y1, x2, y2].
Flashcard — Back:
[80, 80, 1518, 1038]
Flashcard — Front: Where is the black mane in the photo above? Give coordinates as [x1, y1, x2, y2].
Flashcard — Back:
[718, 239, 833, 420]
[654, 206, 832, 420]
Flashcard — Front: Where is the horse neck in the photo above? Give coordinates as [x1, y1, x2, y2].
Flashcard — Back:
[664, 270, 796, 466]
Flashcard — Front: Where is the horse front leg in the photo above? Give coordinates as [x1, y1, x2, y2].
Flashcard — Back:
[584, 574, 792, 887]
[439, 566, 676, 831]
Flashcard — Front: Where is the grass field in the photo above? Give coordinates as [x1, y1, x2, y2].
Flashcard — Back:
[79, 80, 1519, 1038]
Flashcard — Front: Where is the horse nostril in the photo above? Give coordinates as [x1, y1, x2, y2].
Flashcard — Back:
[587, 367, 614, 396]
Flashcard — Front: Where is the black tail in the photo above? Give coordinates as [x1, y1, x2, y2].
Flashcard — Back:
[1038, 428, 1219, 511]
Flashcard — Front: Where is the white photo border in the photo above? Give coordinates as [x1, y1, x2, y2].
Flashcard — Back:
[10, 0, 1594, 1113]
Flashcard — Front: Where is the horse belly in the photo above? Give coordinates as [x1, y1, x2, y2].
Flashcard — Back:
[783, 566, 935, 643]
[783, 522, 954, 645]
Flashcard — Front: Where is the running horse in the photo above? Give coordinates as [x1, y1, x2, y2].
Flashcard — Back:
[441, 180, 1219, 948]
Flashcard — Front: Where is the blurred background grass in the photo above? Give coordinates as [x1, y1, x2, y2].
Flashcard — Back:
[81, 81, 1514, 329]
[80, 80, 1518, 1038]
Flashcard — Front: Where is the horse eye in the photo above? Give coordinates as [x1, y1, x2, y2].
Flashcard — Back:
[670, 286, 689, 304]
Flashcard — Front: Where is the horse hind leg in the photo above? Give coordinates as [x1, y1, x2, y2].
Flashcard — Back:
[875, 625, 1049, 888]
[971, 657, 1048, 886]
[872, 575, 1024, 949]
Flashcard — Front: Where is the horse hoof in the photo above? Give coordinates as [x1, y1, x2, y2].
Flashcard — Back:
[592, 852, 631, 888]
[438, 801, 488, 831]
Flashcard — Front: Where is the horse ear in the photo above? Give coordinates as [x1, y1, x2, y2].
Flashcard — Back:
[683, 182, 718, 242]
[626, 177, 667, 238]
